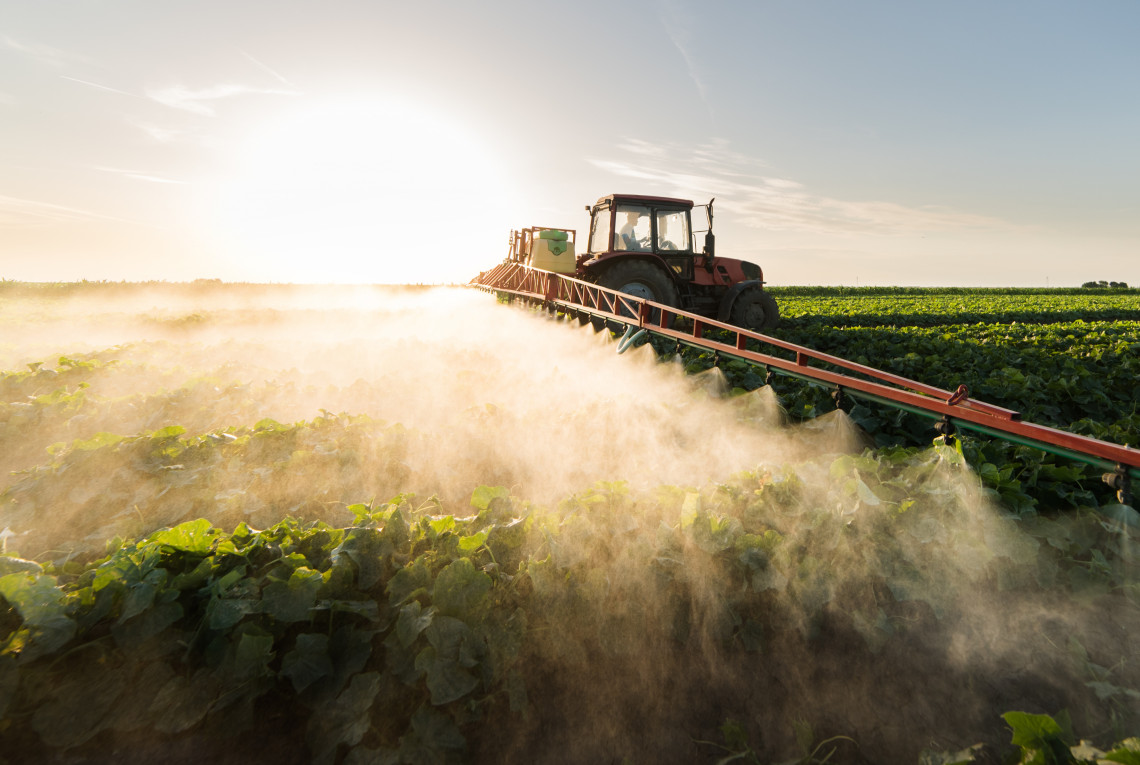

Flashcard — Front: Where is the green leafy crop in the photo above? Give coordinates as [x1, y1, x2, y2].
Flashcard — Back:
[2, 284, 1139, 764]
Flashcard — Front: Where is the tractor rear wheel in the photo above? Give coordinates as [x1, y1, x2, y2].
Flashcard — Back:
[730, 286, 780, 331]
[596, 260, 678, 322]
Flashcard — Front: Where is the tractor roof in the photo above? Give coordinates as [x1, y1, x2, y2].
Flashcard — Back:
[593, 194, 694, 208]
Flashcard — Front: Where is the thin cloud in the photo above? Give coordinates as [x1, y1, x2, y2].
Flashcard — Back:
[127, 117, 208, 146]
[658, 1, 708, 108]
[60, 75, 139, 98]
[591, 139, 1009, 235]
[0, 195, 136, 228]
[618, 138, 671, 159]
[91, 166, 186, 185]
[147, 83, 298, 116]
[1, 35, 86, 68]
[238, 49, 294, 87]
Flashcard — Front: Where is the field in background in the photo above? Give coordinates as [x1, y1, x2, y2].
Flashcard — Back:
[1, 282, 1139, 764]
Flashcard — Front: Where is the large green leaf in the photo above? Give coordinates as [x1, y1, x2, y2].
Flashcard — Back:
[150, 425, 187, 439]
[396, 601, 436, 648]
[0, 573, 76, 656]
[1103, 738, 1140, 765]
[471, 485, 510, 511]
[117, 568, 167, 624]
[281, 633, 334, 693]
[1002, 711, 1072, 758]
[148, 518, 217, 555]
[308, 626, 376, 701]
[234, 631, 276, 679]
[381, 507, 410, 549]
[0, 556, 43, 577]
[432, 558, 491, 619]
[111, 600, 183, 649]
[0, 573, 69, 629]
[262, 567, 323, 623]
[207, 596, 260, 630]
[414, 615, 485, 705]
[458, 530, 488, 554]
[307, 671, 382, 765]
[333, 528, 393, 589]
[414, 645, 479, 705]
[387, 556, 431, 607]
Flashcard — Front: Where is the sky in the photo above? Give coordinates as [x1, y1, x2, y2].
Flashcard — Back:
[1, 0, 1138, 287]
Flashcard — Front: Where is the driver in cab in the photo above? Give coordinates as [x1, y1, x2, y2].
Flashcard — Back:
[616, 210, 647, 251]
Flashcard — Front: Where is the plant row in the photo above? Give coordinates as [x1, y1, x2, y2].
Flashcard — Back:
[4, 441, 1140, 762]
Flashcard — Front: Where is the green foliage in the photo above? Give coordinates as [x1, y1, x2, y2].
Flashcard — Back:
[997, 711, 1140, 765]
[3, 459, 1140, 761]
[0, 480, 542, 760]
[1003, 711, 1074, 764]
[3, 285, 1140, 762]
[674, 291, 1140, 512]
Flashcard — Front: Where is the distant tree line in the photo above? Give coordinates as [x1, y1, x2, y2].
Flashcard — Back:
[1081, 280, 1130, 288]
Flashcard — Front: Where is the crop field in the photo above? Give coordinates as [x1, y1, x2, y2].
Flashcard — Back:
[1, 282, 1139, 764]
[707, 287, 1140, 513]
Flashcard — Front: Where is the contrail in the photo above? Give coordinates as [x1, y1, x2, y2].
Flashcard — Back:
[238, 49, 294, 87]
[60, 75, 138, 98]
[91, 165, 186, 185]
[658, 0, 710, 116]
[0, 194, 143, 226]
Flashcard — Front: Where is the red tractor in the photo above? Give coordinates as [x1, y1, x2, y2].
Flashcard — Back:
[509, 193, 778, 331]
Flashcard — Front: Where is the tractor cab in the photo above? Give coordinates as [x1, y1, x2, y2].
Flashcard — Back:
[583, 194, 714, 281]
[572, 192, 777, 330]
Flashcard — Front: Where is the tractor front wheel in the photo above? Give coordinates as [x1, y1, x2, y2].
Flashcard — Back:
[596, 260, 679, 317]
[730, 286, 780, 332]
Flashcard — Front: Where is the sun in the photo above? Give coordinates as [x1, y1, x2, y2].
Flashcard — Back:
[214, 96, 514, 284]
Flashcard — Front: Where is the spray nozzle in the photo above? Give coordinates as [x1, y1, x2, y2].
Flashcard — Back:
[1102, 464, 1134, 506]
[935, 416, 956, 446]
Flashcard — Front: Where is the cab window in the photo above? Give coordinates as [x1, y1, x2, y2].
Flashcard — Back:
[613, 204, 651, 251]
[588, 208, 612, 253]
[655, 210, 690, 252]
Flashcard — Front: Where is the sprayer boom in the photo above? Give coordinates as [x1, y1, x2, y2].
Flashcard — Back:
[471, 262, 1140, 501]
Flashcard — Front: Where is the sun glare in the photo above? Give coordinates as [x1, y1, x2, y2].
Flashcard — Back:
[215, 96, 513, 284]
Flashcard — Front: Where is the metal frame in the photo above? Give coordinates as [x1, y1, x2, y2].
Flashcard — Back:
[472, 263, 1140, 485]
